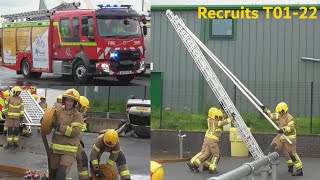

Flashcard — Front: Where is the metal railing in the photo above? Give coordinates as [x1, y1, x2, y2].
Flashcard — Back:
[208, 152, 279, 180]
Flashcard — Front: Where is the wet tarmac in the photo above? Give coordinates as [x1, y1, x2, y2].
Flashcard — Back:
[0, 131, 150, 179]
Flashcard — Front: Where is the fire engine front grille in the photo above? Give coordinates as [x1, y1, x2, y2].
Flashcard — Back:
[110, 62, 140, 72]
[117, 50, 140, 60]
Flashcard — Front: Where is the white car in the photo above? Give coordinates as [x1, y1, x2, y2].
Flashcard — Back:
[126, 98, 150, 138]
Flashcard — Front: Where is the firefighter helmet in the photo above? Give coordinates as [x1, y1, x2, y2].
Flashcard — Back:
[151, 161, 164, 180]
[275, 102, 288, 114]
[103, 129, 119, 147]
[12, 86, 22, 94]
[208, 107, 223, 119]
[79, 96, 90, 113]
[3, 90, 10, 99]
[32, 94, 39, 101]
[62, 89, 80, 103]
[40, 95, 46, 100]
[57, 95, 62, 101]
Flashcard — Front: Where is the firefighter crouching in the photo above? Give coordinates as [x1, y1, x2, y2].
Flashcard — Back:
[188, 107, 231, 174]
[39, 95, 48, 110]
[264, 102, 303, 176]
[50, 88, 84, 180]
[90, 129, 131, 180]
[2, 86, 24, 148]
[53, 95, 63, 109]
[76, 96, 90, 180]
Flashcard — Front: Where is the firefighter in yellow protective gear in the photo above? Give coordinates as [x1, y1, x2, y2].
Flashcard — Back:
[50, 89, 84, 180]
[264, 102, 303, 176]
[53, 95, 63, 109]
[90, 129, 131, 180]
[39, 95, 48, 110]
[151, 161, 164, 180]
[187, 107, 231, 174]
[1, 90, 10, 129]
[2, 86, 24, 148]
[32, 94, 39, 101]
[76, 96, 90, 180]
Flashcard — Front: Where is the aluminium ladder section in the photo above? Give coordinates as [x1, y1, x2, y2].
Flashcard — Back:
[166, 10, 264, 159]
[20, 91, 44, 126]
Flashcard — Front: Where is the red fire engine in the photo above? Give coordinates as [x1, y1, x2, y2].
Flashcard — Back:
[1, 4, 147, 83]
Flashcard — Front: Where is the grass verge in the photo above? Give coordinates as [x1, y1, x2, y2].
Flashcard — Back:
[151, 109, 320, 134]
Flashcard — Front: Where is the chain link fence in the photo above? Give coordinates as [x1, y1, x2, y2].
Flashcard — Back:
[155, 80, 320, 134]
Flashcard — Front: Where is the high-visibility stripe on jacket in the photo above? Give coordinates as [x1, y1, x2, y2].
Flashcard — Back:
[205, 117, 231, 141]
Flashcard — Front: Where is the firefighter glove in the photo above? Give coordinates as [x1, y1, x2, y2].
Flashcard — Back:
[52, 121, 61, 131]
[263, 107, 271, 115]
[277, 128, 284, 134]
[95, 170, 105, 178]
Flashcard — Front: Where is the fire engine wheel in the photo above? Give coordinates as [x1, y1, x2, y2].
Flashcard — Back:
[73, 61, 93, 83]
[21, 59, 42, 78]
[116, 75, 134, 83]
[22, 59, 32, 78]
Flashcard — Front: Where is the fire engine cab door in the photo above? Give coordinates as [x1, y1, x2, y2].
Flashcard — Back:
[31, 26, 50, 70]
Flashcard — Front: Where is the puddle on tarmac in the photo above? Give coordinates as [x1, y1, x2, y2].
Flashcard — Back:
[131, 174, 150, 180]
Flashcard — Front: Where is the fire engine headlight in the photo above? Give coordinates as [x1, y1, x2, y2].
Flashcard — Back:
[101, 63, 109, 72]
[140, 61, 146, 70]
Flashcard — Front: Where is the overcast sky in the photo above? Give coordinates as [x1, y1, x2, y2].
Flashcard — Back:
[0, 0, 151, 15]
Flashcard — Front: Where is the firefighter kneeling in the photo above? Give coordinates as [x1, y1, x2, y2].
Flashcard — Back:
[188, 107, 231, 174]
[90, 129, 131, 180]
[3, 86, 24, 149]
[50, 88, 84, 180]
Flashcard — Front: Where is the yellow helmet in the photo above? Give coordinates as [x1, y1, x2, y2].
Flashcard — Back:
[40, 95, 46, 99]
[103, 129, 119, 147]
[62, 89, 80, 103]
[208, 107, 223, 119]
[12, 86, 22, 94]
[32, 94, 39, 101]
[275, 102, 288, 113]
[57, 95, 62, 101]
[151, 161, 164, 180]
[79, 96, 90, 109]
[3, 90, 10, 99]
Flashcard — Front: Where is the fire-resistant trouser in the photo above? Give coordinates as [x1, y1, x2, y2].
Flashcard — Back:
[115, 151, 130, 180]
[50, 153, 76, 180]
[76, 142, 89, 180]
[6, 118, 20, 144]
[190, 138, 220, 171]
[269, 136, 302, 170]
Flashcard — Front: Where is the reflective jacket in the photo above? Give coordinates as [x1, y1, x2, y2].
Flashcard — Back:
[90, 134, 121, 171]
[39, 102, 48, 110]
[51, 107, 84, 156]
[53, 102, 63, 109]
[270, 112, 296, 140]
[205, 117, 231, 142]
[3, 96, 24, 119]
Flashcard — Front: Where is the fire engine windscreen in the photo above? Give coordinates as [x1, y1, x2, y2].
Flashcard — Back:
[97, 17, 142, 38]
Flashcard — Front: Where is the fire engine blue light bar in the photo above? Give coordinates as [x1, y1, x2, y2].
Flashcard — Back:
[98, 4, 132, 9]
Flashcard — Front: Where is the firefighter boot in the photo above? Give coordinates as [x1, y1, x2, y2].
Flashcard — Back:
[292, 169, 303, 176]
[288, 165, 293, 173]
[202, 166, 209, 171]
[209, 169, 219, 174]
[55, 166, 67, 180]
[187, 162, 199, 173]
